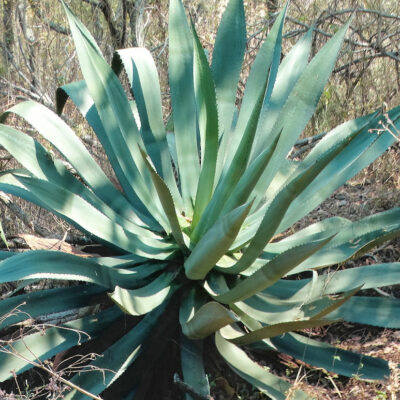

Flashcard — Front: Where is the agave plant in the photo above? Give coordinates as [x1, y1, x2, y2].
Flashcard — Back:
[0, 0, 399, 398]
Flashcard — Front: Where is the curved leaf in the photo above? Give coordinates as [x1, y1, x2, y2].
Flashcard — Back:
[0, 124, 160, 238]
[185, 202, 252, 280]
[113, 48, 182, 210]
[110, 271, 179, 316]
[182, 302, 238, 340]
[0, 101, 139, 221]
[214, 236, 333, 304]
[0, 284, 105, 329]
[252, 332, 392, 380]
[215, 332, 309, 400]
[14, 175, 174, 257]
[55, 80, 155, 228]
[62, 1, 169, 230]
[0, 251, 166, 290]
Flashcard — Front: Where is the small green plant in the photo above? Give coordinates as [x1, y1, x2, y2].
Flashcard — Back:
[0, 0, 400, 398]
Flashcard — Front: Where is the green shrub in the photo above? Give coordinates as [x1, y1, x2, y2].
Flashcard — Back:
[0, 0, 399, 398]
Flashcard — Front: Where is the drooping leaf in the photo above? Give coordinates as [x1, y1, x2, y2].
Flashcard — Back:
[0, 251, 166, 290]
[252, 332, 392, 380]
[0, 102, 137, 218]
[181, 301, 238, 340]
[110, 271, 179, 316]
[215, 332, 309, 400]
[14, 175, 174, 257]
[0, 284, 105, 329]
[0, 124, 160, 237]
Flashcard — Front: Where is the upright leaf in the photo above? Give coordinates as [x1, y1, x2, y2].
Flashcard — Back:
[212, 0, 246, 178]
[250, 26, 314, 162]
[192, 22, 219, 227]
[253, 19, 352, 203]
[113, 48, 183, 211]
[169, 0, 200, 214]
[62, 1, 169, 230]
[221, 3, 288, 170]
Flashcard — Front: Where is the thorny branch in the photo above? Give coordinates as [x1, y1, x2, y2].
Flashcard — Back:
[250, 6, 400, 72]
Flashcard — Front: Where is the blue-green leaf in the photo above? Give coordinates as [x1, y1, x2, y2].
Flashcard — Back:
[192, 21, 219, 227]
[110, 271, 179, 316]
[180, 335, 210, 400]
[222, 4, 288, 171]
[252, 332, 391, 380]
[212, 0, 246, 179]
[63, 303, 167, 399]
[62, 1, 169, 229]
[214, 236, 333, 303]
[0, 307, 123, 382]
[113, 48, 183, 211]
[12, 174, 174, 257]
[169, 0, 200, 214]
[253, 19, 352, 203]
[215, 332, 309, 400]
[185, 202, 252, 280]
[0, 250, 166, 289]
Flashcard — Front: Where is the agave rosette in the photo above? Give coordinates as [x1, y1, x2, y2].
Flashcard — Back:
[0, 0, 399, 399]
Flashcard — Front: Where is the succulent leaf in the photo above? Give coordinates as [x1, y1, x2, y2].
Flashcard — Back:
[0, 0, 399, 397]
